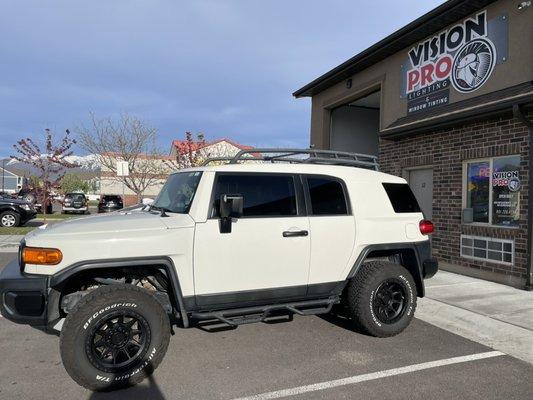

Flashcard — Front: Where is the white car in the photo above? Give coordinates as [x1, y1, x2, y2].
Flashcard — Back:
[0, 149, 437, 391]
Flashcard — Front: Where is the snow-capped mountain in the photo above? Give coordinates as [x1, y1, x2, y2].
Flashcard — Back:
[2, 154, 101, 179]
[63, 154, 100, 170]
[5, 154, 100, 169]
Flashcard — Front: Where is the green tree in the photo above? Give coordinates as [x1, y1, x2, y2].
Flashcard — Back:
[60, 173, 90, 194]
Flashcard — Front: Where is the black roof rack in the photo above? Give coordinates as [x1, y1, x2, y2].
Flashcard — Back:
[201, 148, 379, 170]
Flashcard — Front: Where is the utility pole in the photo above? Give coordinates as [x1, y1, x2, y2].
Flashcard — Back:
[1, 158, 5, 193]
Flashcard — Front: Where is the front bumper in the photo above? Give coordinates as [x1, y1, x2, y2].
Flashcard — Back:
[20, 210, 37, 224]
[0, 259, 49, 327]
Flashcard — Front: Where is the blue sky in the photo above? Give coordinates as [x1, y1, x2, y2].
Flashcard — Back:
[0, 0, 444, 157]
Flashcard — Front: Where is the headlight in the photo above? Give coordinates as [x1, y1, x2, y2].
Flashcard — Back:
[22, 247, 63, 265]
[21, 204, 32, 211]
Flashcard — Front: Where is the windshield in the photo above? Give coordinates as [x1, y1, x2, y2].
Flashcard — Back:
[152, 171, 202, 214]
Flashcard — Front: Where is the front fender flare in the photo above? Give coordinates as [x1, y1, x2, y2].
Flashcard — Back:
[50, 256, 190, 328]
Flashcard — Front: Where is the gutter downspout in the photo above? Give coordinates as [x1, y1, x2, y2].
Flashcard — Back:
[513, 104, 533, 290]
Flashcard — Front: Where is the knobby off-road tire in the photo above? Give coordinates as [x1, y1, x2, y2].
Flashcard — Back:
[345, 261, 417, 337]
[60, 284, 171, 391]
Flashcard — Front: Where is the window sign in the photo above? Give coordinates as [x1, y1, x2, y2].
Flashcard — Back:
[466, 161, 490, 223]
[492, 156, 520, 227]
[464, 156, 521, 227]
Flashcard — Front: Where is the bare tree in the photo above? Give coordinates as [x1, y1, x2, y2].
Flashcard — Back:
[77, 113, 169, 201]
[12, 129, 77, 215]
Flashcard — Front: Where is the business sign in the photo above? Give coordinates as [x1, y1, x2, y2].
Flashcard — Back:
[116, 161, 129, 177]
[401, 10, 508, 115]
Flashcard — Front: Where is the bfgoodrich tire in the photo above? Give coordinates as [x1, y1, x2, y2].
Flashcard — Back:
[345, 261, 417, 337]
[60, 284, 171, 391]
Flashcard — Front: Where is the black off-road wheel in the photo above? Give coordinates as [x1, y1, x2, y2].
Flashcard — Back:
[344, 261, 417, 337]
[60, 284, 171, 391]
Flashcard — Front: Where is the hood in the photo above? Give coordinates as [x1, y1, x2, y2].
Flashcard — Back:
[26, 210, 195, 239]
[0, 197, 31, 206]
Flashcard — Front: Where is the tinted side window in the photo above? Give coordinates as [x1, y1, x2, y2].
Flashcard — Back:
[307, 177, 348, 215]
[214, 174, 297, 217]
[383, 183, 421, 213]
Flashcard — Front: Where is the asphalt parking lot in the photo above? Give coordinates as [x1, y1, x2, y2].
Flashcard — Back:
[1, 252, 532, 400]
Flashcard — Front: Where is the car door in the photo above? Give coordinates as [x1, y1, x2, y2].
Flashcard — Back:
[304, 175, 356, 288]
[193, 173, 310, 307]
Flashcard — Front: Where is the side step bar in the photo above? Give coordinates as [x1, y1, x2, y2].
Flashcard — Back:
[190, 297, 339, 327]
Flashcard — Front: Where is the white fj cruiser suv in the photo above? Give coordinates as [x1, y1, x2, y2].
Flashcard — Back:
[0, 149, 437, 391]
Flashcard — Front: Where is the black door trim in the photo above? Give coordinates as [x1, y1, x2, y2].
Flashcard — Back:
[186, 281, 345, 312]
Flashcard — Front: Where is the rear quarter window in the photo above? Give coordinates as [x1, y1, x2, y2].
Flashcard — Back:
[382, 183, 421, 213]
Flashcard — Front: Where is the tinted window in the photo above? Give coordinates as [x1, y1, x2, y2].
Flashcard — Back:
[307, 177, 348, 215]
[383, 183, 421, 213]
[214, 174, 297, 217]
[103, 195, 122, 202]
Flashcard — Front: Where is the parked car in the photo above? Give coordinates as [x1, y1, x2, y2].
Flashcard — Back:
[62, 192, 88, 214]
[17, 187, 53, 214]
[97, 195, 123, 213]
[0, 197, 37, 227]
[0, 191, 16, 199]
[0, 148, 437, 391]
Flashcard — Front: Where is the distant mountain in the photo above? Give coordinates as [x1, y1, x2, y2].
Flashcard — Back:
[63, 154, 100, 170]
[1, 154, 101, 180]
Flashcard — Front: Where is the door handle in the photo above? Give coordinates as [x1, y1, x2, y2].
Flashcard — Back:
[282, 230, 309, 238]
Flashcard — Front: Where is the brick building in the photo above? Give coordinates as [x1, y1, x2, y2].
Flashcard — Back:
[293, 0, 533, 289]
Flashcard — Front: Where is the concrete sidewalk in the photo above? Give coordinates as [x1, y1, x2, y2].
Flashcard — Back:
[417, 270, 533, 365]
[0, 235, 24, 252]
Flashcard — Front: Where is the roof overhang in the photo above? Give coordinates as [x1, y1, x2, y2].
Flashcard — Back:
[380, 83, 533, 139]
[293, 0, 498, 98]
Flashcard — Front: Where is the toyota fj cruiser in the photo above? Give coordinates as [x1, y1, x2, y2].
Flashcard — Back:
[0, 149, 437, 391]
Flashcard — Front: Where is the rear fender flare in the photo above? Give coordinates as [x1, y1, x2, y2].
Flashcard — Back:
[347, 243, 426, 297]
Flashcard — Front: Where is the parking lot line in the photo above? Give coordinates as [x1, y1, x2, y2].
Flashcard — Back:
[425, 281, 483, 288]
[232, 351, 505, 400]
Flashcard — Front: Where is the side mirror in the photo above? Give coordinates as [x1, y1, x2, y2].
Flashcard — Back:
[219, 194, 243, 233]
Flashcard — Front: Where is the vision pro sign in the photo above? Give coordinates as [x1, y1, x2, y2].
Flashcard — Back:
[400, 10, 508, 115]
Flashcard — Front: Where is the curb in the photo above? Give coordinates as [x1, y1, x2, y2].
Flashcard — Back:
[417, 297, 533, 365]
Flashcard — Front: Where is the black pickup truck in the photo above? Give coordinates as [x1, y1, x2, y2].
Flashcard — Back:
[0, 196, 37, 227]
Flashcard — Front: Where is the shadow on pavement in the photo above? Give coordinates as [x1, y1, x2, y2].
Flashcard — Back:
[318, 308, 364, 333]
[87, 376, 165, 400]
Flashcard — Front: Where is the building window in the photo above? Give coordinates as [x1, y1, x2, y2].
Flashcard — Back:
[464, 155, 521, 227]
[460, 235, 514, 265]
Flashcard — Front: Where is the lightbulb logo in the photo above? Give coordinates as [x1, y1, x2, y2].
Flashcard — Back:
[451, 38, 496, 93]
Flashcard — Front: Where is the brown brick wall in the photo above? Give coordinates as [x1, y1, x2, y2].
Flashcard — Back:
[379, 113, 531, 281]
